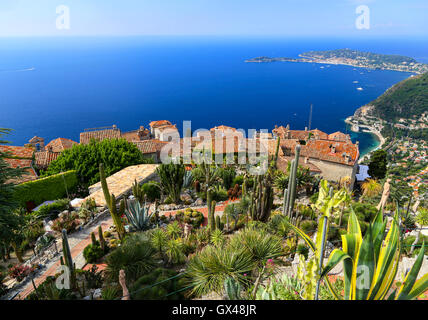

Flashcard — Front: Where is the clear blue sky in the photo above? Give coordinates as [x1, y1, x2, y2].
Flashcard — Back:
[0, 0, 426, 37]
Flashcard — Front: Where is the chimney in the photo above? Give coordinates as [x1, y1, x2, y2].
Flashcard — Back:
[48, 145, 53, 153]
[113, 124, 117, 129]
[304, 157, 309, 164]
[331, 145, 336, 153]
[305, 127, 308, 131]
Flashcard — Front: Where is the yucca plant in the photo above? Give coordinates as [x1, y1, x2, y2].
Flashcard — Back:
[183, 170, 194, 189]
[186, 244, 253, 297]
[166, 221, 182, 239]
[165, 238, 186, 265]
[124, 200, 154, 232]
[210, 229, 225, 247]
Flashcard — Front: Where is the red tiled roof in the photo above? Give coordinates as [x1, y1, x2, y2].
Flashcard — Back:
[277, 155, 321, 173]
[0, 145, 34, 159]
[133, 139, 168, 154]
[149, 120, 172, 128]
[328, 131, 351, 142]
[0, 146, 38, 183]
[45, 137, 78, 153]
[80, 128, 121, 144]
[300, 140, 359, 166]
[121, 128, 150, 142]
[34, 151, 61, 169]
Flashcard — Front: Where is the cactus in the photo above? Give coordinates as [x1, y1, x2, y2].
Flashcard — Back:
[215, 215, 221, 231]
[284, 145, 301, 218]
[132, 179, 144, 205]
[61, 229, 75, 289]
[224, 277, 242, 300]
[209, 200, 217, 232]
[272, 136, 281, 169]
[91, 232, 97, 246]
[98, 225, 106, 252]
[100, 163, 126, 240]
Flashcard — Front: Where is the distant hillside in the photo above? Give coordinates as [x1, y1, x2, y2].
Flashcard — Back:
[369, 72, 428, 121]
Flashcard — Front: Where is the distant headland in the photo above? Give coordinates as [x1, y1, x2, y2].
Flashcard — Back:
[245, 48, 428, 74]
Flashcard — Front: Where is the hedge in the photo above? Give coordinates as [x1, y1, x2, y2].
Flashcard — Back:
[14, 170, 78, 207]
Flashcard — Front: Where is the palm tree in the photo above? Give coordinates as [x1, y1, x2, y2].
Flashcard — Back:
[360, 178, 382, 201]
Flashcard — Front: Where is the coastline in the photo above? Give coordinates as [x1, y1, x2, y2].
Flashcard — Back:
[345, 116, 386, 163]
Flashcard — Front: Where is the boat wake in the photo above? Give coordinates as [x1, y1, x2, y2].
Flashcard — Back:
[0, 67, 36, 73]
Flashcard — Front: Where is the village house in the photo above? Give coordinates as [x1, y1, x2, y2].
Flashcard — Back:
[272, 125, 359, 188]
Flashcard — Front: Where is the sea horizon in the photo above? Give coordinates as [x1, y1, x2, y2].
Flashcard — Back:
[1, 35, 425, 156]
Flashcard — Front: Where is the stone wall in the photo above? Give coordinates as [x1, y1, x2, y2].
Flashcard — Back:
[309, 158, 358, 188]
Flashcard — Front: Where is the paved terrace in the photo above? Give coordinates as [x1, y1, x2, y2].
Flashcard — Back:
[77, 164, 159, 207]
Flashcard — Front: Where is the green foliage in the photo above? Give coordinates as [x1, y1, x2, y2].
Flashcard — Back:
[31, 199, 70, 220]
[83, 242, 105, 264]
[232, 175, 244, 186]
[210, 229, 225, 247]
[296, 244, 309, 260]
[13, 171, 77, 207]
[105, 233, 157, 284]
[131, 268, 187, 300]
[402, 235, 428, 256]
[224, 277, 242, 300]
[368, 149, 388, 180]
[371, 72, 428, 121]
[256, 273, 303, 300]
[186, 244, 253, 297]
[0, 128, 27, 246]
[124, 200, 154, 232]
[175, 208, 204, 228]
[44, 138, 145, 185]
[26, 276, 76, 300]
[101, 286, 121, 300]
[51, 211, 80, 234]
[267, 214, 291, 238]
[416, 208, 428, 226]
[156, 164, 185, 204]
[166, 221, 182, 239]
[141, 182, 161, 202]
[218, 167, 236, 190]
[299, 220, 317, 234]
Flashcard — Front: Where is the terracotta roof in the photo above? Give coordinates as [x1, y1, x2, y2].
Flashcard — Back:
[156, 124, 178, 133]
[276, 155, 321, 173]
[210, 125, 238, 132]
[34, 151, 61, 169]
[133, 139, 168, 154]
[273, 126, 329, 141]
[0, 145, 37, 183]
[45, 137, 78, 153]
[149, 120, 172, 128]
[0, 145, 34, 159]
[300, 140, 359, 166]
[80, 128, 121, 144]
[121, 128, 150, 142]
[328, 131, 351, 142]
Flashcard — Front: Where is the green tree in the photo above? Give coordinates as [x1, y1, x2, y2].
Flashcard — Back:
[44, 138, 148, 186]
[0, 129, 26, 261]
[368, 149, 387, 180]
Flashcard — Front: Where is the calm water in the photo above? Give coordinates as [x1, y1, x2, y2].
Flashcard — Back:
[1, 36, 426, 155]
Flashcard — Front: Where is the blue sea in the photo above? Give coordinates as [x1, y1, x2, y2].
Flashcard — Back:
[1, 36, 426, 156]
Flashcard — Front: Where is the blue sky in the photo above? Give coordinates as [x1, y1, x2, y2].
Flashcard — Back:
[0, 0, 426, 37]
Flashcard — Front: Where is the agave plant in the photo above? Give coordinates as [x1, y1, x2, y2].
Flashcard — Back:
[124, 200, 154, 232]
[320, 209, 428, 300]
[182, 170, 194, 189]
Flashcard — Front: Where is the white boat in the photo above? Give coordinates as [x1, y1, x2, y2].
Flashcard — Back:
[356, 87, 363, 91]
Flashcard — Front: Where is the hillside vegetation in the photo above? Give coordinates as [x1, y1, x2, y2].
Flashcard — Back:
[370, 72, 428, 121]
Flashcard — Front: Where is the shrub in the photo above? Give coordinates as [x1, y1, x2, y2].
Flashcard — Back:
[267, 214, 290, 237]
[105, 234, 157, 284]
[402, 235, 428, 256]
[174, 209, 204, 229]
[131, 268, 187, 300]
[51, 211, 80, 233]
[141, 182, 161, 202]
[83, 242, 105, 264]
[13, 171, 78, 207]
[8, 264, 32, 282]
[232, 175, 244, 186]
[25, 276, 76, 300]
[31, 199, 70, 220]
[101, 286, 121, 300]
[44, 139, 146, 186]
[299, 220, 317, 235]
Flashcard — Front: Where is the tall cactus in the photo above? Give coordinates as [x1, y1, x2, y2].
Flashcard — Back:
[132, 179, 144, 205]
[248, 173, 274, 222]
[285, 145, 301, 218]
[61, 229, 75, 289]
[98, 225, 106, 253]
[209, 200, 217, 232]
[99, 163, 125, 240]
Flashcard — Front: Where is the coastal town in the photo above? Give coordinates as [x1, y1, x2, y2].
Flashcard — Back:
[246, 48, 428, 74]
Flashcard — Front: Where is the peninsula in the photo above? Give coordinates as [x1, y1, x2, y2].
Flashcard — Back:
[245, 48, 428, 74]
